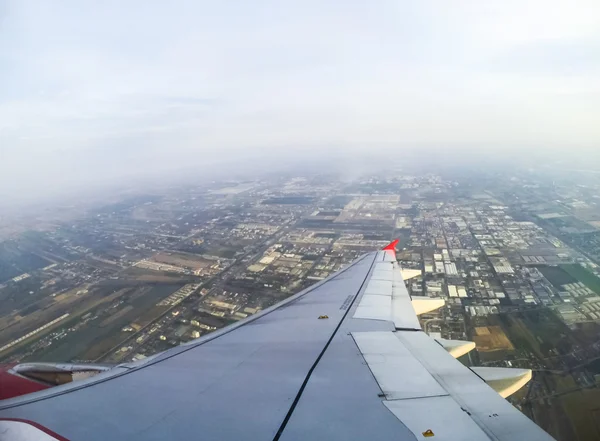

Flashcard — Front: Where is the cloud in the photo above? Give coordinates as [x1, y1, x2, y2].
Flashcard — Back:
[1, 0, 600, 202]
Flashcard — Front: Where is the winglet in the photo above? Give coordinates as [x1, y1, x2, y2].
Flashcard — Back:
[382, 239, 399, 251]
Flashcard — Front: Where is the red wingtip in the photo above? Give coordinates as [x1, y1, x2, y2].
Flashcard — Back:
[382, 239, 399, 251]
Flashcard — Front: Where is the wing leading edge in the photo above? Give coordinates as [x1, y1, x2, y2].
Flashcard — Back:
[0, 243, 556, 441]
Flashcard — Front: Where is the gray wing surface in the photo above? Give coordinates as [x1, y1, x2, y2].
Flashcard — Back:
[0, 250, 556, 441]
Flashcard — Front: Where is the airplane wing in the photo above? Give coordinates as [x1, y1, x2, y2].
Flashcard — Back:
[0, 243, 555, 441]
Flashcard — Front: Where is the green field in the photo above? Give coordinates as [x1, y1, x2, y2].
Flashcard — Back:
[537, 264, 600, 294]
[538, 265, 577, 288]
[561, 387, 600, 441]
[21, 284, 183, 363]
[561, 264, 600, 293]
[496, 309, 575, 361]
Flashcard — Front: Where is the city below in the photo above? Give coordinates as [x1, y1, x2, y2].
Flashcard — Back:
[1, 166, 600, 440]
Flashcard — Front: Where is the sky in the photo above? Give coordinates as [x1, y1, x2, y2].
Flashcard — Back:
[1, 0, 600, 202]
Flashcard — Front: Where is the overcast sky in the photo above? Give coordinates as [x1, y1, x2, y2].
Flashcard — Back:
[1, 0, 600, 202]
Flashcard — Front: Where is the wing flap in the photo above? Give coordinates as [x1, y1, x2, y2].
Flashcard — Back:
[352, 332, 447, 400]
[384, 396, 492, 441]
[394, 331, 554, 441]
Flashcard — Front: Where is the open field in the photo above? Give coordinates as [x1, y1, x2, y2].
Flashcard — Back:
[21, 284, 183, 362]
[497, 314, 544, 358]
[151, 251, 216, 271]
[496, 309, 574, 361]
[560, 385, 600, 441]
[105, 266, 199, 284]
[538, 265, 577, 288]
[472, 326, 514, 352]
[561, 264, 600, 294]
[522, 373, 579, 441]
[0, 286, 95, 343]
[0, 287, 131, 360]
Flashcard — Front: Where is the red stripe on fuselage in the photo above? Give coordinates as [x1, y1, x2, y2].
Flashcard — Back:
[0, 418, 70, 441]
[0, 366, 50, 400]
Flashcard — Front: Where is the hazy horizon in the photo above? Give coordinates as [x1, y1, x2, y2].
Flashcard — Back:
[2, 1, 600, 202]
